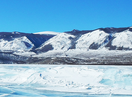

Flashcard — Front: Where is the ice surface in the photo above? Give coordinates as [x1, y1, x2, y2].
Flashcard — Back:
[0, 65, 132, 96]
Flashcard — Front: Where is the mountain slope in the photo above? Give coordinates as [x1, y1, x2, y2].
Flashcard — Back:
[76, 29, 109, 50]
[0, 36, 34, 52]
[0, 32, 55, 52]
[37, 27, 132, 53]
[36, 33, 75, 53]
[111, 30, 132, 49]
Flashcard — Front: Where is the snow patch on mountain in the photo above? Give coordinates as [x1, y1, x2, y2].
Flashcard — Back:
[34, 31, 59, 35]
[39, 33, 75, 51]
[76, 29, 109, 50]
[0, 36, 34, 52]
[112, 30, 132, 48]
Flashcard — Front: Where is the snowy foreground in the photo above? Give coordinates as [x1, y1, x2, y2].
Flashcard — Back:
[0, 65, 132, 97]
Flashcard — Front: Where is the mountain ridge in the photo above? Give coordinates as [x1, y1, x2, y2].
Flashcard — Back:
[1, 26, 132, 64]
[37, 26, 132, 53]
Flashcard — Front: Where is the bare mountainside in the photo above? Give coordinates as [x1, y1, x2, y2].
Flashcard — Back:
[0, 27, 132, 64]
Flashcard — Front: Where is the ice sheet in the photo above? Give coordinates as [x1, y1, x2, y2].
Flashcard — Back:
[0, 65, 132, 96]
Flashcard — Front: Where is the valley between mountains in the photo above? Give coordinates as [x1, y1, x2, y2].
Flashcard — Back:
[1, 27, 132, 65]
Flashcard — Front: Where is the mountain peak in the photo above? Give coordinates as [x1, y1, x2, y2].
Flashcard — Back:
[12, 31, 20, 34]
[72, 29, 80, 32]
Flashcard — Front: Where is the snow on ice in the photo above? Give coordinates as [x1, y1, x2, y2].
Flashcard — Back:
[0, 65, 132, 96]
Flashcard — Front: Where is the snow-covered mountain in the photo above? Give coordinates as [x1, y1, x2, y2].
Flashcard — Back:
[0, 36, 34, 52]
[1, 27, 132, 53]
[0, 32, 55, 52]
[36, 33, 75, 53]
[37, 27, 132, 53]
[76, 29, 109, 50]
[1, 27, 132, 64]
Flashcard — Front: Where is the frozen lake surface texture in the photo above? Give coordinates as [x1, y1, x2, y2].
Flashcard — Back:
[0, 65, 132, 97]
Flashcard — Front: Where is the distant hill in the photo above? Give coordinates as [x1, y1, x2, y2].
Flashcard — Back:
[34, 31, 59, 35]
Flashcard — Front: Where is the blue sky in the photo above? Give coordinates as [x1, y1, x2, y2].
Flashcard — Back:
[0, 0, 132, 33]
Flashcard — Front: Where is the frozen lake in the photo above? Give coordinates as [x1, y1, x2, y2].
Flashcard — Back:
[0, 64, 132, 97]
